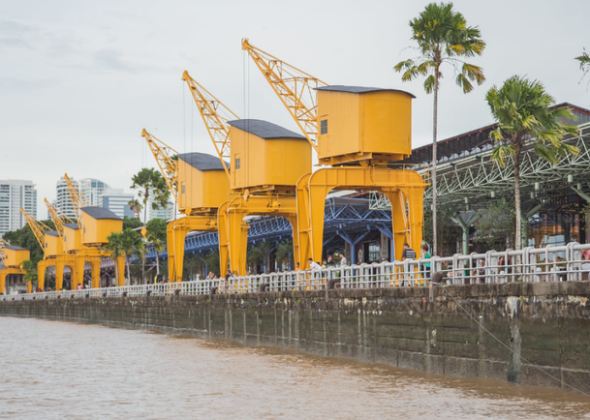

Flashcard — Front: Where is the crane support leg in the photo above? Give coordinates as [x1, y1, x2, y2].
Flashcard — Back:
[167, 215, 217, 282]
[74, 256, 86, 290]
[296, 167, 426, 269]
[90, 258, 101, 289]
[0, 268, 25, 295]
[218, 201, 230, 278]
[37, 259, 54, 291]
[116, 256, 126, 286]
[55, 258, 66, 291]
[227, 196, 297, 276]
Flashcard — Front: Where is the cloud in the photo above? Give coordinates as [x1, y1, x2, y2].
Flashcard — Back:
[0, 20, 36, 50]
[94, 49, 136, 73]
[0, 77, 59, 92]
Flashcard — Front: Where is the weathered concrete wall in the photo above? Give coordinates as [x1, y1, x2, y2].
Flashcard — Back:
[1, 282, 589, 393]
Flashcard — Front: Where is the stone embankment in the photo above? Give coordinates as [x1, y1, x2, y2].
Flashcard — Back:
[1, 282, 589, 393]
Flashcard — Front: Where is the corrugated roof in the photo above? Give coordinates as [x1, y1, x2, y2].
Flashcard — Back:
[81, 207, 121, 220]
[46, 231, 59, 237]
[4, 244, 26, 251]
[178, 152, 228, 172]
[64, 223, 79, 230]
[228, 119, 306, 140]
[315, 85, 416, 98]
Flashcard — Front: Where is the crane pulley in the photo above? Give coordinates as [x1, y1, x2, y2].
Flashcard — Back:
[241, 38, 328, 154]
[20, 208, 50, 250]
[63, 173, 91, 228]
[181, 71, 239, 181]
[141, 129, 180, 206]
[44, 198, 74, 242]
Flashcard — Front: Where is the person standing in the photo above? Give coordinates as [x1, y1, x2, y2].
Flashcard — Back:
[339, 252, 348, 267]
[308, 258, 322, 270]
[421, 245, 431, 279]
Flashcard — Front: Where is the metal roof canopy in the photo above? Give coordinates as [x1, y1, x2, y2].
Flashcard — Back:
[228, 119, 306, 140]
[81, 207, 121, 220]
[315, 85, 416, 98]
[46, 231, 59, 237]
[178, 152, 228, 172]
[4, 244, 26, 251]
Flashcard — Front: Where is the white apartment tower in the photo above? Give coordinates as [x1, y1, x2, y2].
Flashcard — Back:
[54, 177, 110, 219]
[0, 180, 37, 237]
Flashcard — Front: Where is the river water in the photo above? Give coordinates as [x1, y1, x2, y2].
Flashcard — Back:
[0, 317, 589, 419]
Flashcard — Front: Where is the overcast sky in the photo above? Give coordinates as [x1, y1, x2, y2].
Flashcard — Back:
[1, 0, 589, 218]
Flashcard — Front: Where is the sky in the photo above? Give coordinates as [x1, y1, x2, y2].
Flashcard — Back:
[1, 0, 589, 218]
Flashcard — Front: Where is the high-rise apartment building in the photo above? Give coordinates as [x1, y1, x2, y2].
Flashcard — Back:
[54, 177, 110, 220]
[102, 188, 135, 219]
[0, 180, 37, 237]
[79, 179, 110, 207]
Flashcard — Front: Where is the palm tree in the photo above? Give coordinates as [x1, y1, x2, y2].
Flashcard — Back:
[105, 229, 143, 285]
[22, 259, 38, 290]
[394, 2, 486, 257]
[130, 168, 170, 282]
[146, 218, 167, 282]
[576, 48, 590, 88]
[486, 75, 580, 250]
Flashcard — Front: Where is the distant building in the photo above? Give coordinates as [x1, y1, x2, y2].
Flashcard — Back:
[0, 180, 37, 237]
[102, 188, 135, 219]
[147, 200, 174, 222]
[54, 177, 78, 221]
[79, 178, 110, 207]
[54, 177, 111, 220]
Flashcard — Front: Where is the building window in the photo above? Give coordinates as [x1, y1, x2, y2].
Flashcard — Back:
[320, 119, 328, 135]
[368, 241, 380, 262]
[236, 158, 241, 170]
[182, 185, 186, 194]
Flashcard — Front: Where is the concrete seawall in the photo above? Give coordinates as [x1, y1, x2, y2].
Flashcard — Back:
[2, 282, 589, 393]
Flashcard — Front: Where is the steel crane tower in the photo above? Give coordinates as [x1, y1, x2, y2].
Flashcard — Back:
[243, 39, 427, 268]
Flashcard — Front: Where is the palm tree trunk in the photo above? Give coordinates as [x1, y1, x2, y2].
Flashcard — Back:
[514, 143, 522, 251]
[432, 68, 440, 257]
[126, 257, 131, 285]
[113, 256, 119, 287]
[155, 251, 160, 282]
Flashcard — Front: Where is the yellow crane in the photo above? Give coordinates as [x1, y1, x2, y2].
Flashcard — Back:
[44, 199, 79, 290]
[0, 238, 29, 295]
[60, 174, 124, 289]
[20, 208, 62, 292]
[243, 39, 427, 268]
[182, 71, 310, 277]
[142, 129, 230, 283]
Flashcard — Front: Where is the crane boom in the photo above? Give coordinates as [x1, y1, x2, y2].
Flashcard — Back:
[181, 71, 239, 180]
[241, 38, 328, 153]
[141, 129, 180, 206]
[63, 173, 91, 227]
[45, 199, 73, 241]
[20, 208, 50, 250]
[0, 239, 9, 266]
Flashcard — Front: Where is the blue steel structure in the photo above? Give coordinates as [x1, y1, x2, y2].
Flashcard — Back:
[143, 197, 393, 266]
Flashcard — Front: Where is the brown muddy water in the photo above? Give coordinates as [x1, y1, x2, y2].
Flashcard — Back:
[0, 317, 589, 419]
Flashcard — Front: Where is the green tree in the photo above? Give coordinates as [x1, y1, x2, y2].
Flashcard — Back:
[123, 216, 143, 230]
[104, 229, 143, 285]
[247, 241, 272, 274]
[395, 2, 486, 257]
[486, 76, 579, 250]
[473, 199, 515, 250]
[200, 249, 220, 278]
[129, 168, 171, 224]
[575, 48, 590, 88]
[275, 240, 293, 270]
[146, 218, 167, 281]
[3, 220, 56, 263]
[22, 260, 38, 290]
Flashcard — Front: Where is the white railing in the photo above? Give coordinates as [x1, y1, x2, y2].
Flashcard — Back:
[3, 243, 590, 301]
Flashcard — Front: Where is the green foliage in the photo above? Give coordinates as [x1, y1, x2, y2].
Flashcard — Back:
[575, 48, 590, 88]
[22, 260, 37, 284]
[247, 241, 272, 273]
[472, 199, 515, 249]
[275, 240, 293, 269]
[423, 203, 462, 256]
[200, 249, 220, 277]
[130, 168, 171, 223]
[394, 2, 486, 94]
[486, 75, 580, 250]
[2, 219, 56, 264]
[146, 218, 167, 251]
[487, 76, 580, 168]
[123, 216, 143, 230]
[104, 228, 144, 284]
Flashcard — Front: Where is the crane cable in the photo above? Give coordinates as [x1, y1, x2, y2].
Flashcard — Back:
[436, 283, 590, 397]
